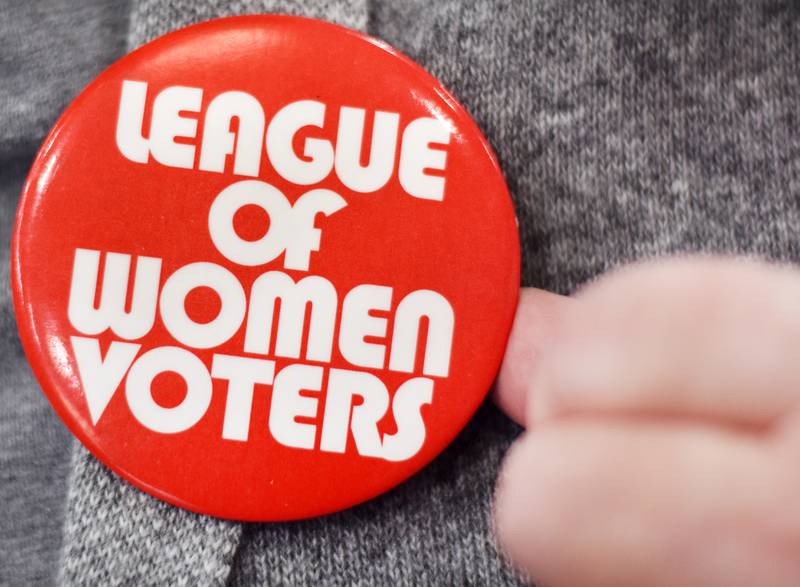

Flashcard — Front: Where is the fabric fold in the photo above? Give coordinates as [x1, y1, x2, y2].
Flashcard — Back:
[59, 445, 243, 586]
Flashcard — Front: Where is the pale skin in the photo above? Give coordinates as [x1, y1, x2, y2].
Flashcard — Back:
[492, 257, 800, 587]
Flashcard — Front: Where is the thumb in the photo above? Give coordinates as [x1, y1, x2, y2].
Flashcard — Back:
[493, 287, 573, 426]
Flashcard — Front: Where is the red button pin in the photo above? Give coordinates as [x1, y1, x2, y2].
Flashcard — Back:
[12, 15, 519, 520]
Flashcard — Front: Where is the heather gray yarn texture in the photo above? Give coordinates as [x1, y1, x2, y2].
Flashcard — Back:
[0, 1, 130, 584]
[3, 0, 800, 585]
[127, 0, 368, 47]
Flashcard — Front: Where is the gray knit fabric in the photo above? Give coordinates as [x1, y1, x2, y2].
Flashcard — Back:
[0, 157, 74, 586]
[61, 446, 242, 585]
[227, 405, 521, 585]
[4, 0, 800, 585]
[127, 0, 367, 48]
[0, 0, 130, 155]
[0, 1, 130, 584]
[374, 0, 800, 294]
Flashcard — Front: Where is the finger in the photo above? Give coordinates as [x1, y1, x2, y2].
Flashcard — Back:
[493, 288, 572, 426]
[494, 419, 800, 587]
[531, 257, 800, 428]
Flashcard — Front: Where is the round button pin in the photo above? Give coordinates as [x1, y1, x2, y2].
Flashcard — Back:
[12, 15, 520, 521]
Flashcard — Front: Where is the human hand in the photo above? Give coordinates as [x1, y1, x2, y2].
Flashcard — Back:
[493, 257, 800, 586]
